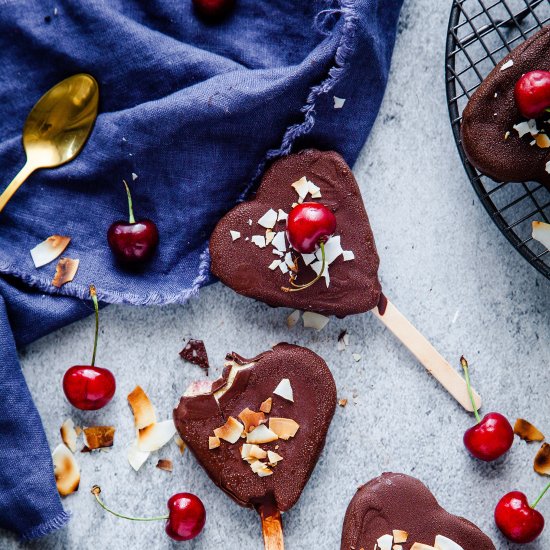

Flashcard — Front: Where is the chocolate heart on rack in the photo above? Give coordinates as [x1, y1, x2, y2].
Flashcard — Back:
[461, 26, 550, 188]
[173, 343, 336, 512]
[341, 473, 496, 550]
[209, 149, 382, 317]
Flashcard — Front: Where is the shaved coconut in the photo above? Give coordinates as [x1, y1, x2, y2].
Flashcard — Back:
[209, 436, 221, 449]
[30, 235, 71, 268]
[213, 417, 243, 444]
[535, 133, 550, 148]
[533, 221, 550, 250]
[247, 424, 278, 444]
[287, 310, 301, 328]
[514, 418, 545, 442]
[528, 118, 539, 136]
[352, 353, 362, 362]
[284, 252, 294, 269]
[248, 219, 253, 225]
[301, 252, 316, 266]
[311, 191, 322, 198]
[138, 420, 177, 452]
[60, 419, 78, 453]
[241, 444, 267, 460]
[127, 386, 156, 429]
[156, 459, 173, 472]
[377, 534, 393, 550]
[265, 230, 275, 245]
[174, 434, 186, 454]
[534, 443, 550, 475]
[250, 459, 266, 473]
[238, 408, 266, 432]
[267, 450, 283, 465]
[394, 546, 403, 550]
[273, 378, 293, 402]
[271, 232, 286, 252]
[269, 418, 299, 440]
[277, 209, 287, 221]
[500, 59, 513, 71]
[269, 260, 281, 270]
[291, 176, 309, 199]
[128, 438, 150, 471]
[302, 311, 330, 331]
[310, 259, 330, 286]
[513, 121, 531, 138]
[393, 530, 408, 543]
[434, 535, 464, 550]
[251, 235, 266, 248]
[318, 235, 343, 265]
[273, 249, 284, 257]
[83, 426, 115, 450]
[279, 262, 289, 274]
[257, 465, 273, 477]
[333, 96, 346, 109]
[184, 379, 213, 397]
[52, 444, 80, 496]
[52, 257, 79, 287]
[342, 250, 355, 261]
[230, 230, 241, 241]
[258, 209, 278, 229]
[260, 397, 273, 413]
[546, 160, 550, 175]
[307, 180, 321, 196]
[410, 544, 436, 550]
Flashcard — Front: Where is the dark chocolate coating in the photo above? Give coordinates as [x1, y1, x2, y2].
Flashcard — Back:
[461, 27, 550, 188]
[209, 149, 382, 317]
[173, 343, 337, 512]
[341, 473, 496, 550]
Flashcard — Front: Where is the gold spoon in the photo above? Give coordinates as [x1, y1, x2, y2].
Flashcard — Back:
[0, 73, 99, 214]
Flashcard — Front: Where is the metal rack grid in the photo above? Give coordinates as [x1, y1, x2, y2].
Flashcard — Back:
[446, 0, 550, 279]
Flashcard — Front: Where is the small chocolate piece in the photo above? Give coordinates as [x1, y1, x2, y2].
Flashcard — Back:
[341, 473, 495, 550]
[209, 150, 382, 317]
[173, 343, 336, 512]
[461, 27, 550, 188]
[180, 339, 210, 374]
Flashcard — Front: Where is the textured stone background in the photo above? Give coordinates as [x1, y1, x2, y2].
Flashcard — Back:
[1, 0, 549, 548]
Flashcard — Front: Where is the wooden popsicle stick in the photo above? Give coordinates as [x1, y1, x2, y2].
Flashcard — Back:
[371, 296, 482, 412]
[259, 507, 284, 550]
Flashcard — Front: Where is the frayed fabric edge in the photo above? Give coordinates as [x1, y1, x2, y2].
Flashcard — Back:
[20, 511, 71, 541]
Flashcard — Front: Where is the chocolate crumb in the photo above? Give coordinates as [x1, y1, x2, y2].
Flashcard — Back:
[180, 339, 209, 374]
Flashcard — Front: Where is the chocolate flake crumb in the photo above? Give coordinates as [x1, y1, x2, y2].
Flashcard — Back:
[179, 339, 210, 374]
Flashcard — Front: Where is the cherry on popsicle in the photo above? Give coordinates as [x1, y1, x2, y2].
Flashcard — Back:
[62, 285, 116, 410]
[514, 70, 550, 119]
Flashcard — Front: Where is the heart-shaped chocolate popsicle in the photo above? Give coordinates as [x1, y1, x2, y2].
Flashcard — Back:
[174, 343, 337, 547]
[341, 473, 496, 550]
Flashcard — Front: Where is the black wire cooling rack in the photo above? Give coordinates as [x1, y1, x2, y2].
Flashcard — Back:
[446, 0, 550, 279]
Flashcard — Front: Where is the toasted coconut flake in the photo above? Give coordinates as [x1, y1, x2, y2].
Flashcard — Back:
[260, 397, 273, 414]
[241, 444, 267, 460]
[434, 535, 464, 550]
[138, 420, 176, 452]
[257, 465, 273, 477]
[238, 408, 266, 433]
[269, 418, 299, 440]
[31, 235, 71, 268]
[128, 386, 157, 430]
[534, 443, 550, 476]
[52, 444, 80, 496]
[52, 257, 79, 287]
[291, 176, 309, 199]
[156, 459, 173, 472]
[258, 209, 278, 229]
[411, 545, 436, 550]
[393, 546, 403, 550]
[184, 379, 213, 397]
[302, 311, 330, 331]
[267, 450, 283, 465]
[377, 535, 393, 550]
[287, 309, 301, 328]
[214, 417, 244, 444]
[209, 436, 221, 449]
[337, 330, 349, 351]
[533, 221, 550, 250]
[127, 438, 150, 471]
[393, 530, 408, 544]
[273, 378, 293, 402]
[536, 133, 550, 148]
[514, 418, 545, 442]
[247, 424, 279, 444]
[60, 418, 79, 453]
[338, 398, 348, 407]
[83, 426, 115, 450]
[174, 434, 186, 454]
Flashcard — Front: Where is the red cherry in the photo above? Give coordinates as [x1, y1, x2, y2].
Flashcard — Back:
[286, 202, 336, 254]
[107, 181, 159, 265]
[514, 70, 550, 119]
[192, 0, 235, 19]
[62, 286, 116, 410]
[495, 489, 547, 543]
[165, 493, 206, 541]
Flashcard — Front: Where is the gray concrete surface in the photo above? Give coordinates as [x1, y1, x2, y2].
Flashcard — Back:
[1, 0, 549, 548]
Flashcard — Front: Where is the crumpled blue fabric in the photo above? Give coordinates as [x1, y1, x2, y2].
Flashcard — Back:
[0, 0, 403, 540]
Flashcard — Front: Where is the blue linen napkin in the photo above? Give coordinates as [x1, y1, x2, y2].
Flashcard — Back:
[0, 0, 403, 540]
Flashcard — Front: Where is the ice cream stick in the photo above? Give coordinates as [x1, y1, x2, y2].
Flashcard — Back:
[371, 296, 482, 412]
[259, 507, 284, 550]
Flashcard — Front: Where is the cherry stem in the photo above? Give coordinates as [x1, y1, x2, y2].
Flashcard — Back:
[460, 356, 481, 423]
[91, 486, 168, 521]
[89, 285, 99, 368]
[282, 241, 325, 293]
[531, 482, 550, 509]
[123, 180, 136, 224]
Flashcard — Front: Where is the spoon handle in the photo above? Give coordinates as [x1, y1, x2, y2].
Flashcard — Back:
[0, 161, 36, 214]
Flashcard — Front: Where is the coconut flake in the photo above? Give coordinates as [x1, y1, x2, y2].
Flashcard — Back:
[284, 252, 295, 269]
[209, 436, 221, 449]
[533, 221, 550, 250]
[434, 535, 464, 550]
[302, 311, 330, 331]
[241, 444, 267, 460]
[279, 262, 289, 274]
[260, 397, 273, 413]
[269, 418, 299, 440]
[258, 208, 278, 229]
[277, 209, 288, 222]
[272, 231, 287, 252]
[251, 235, 266, 248]
[267, 450, 283, 465]
[307, 180, 321, 197]
[273, 249, 284, 257]
[377, 534, 393, 550]
[291, 176, 309, 199]
[500, 59, 514, 71]
[352, 353, 362, 362]
[246, 424, 279, 444]
[333, 96, 346, 109]
[393, 530, 408, 543]
[513, 121, 531, 138]
[230, 230, 241, 241]
[273, 378, 293, 402]
[257, 465, 273, 477]
[238, 408, 266, 433]
[265, 230, 275, 245]
[410, 544, 436, 550]
[319, 236, 343, 265]
[343, 250, 355, 261]
[128, 438, 150, 471]
[156, 459, 173, 472]
[514, 418, 545, 442]
[287, 309, 301, 328]
[527, 118, 539, 136]
[248, 219, 253, 226]
[213, 417, 244, 444]
[301, 252, 316, 266]
[138, 420, 176, 452]
[83, 426, 115, 450]
[52, 257, 79, 287]
[534, 443, 550, 476]
[310, 260, 330, 287]
[128, 386, 157, 430]
[535, 133, 550, 148]
[60, 419, 78, 453]
[30, 235, 71, 268]
[52, 444, 80, 496]
[269, 259, 281, 270]
[174, 434, 186, 454]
